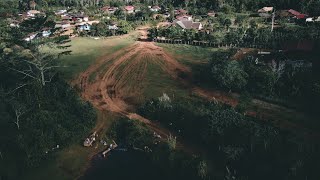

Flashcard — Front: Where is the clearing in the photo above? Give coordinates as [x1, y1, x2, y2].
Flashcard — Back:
[29, 25, 319, 180]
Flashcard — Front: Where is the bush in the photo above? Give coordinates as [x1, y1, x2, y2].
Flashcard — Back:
[210, 53, 248, 91]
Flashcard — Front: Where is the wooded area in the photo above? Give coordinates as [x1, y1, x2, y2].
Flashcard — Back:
[0, 1, 96, 179]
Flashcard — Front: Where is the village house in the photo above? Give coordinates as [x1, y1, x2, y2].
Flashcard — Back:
[175, 20, 203, 30]
[27, 10, 41, 17]
[24, 33, 37, 41]
[306, 16, 320, 22]
[287, 9, 308, 19]
[61, 15, 72, 22]
[150, 6, 161, 12]
[124, 6, 135, 14]
[101, 6, 120, 14]
[108, 7, 118, 14]
[71, 14, 89, 22]
[258, 7, 273, 13]
[55, 9, 67, 15]
[75, 20, 99, 32]
[207, 11, 216, 17]
[176, 14, 192, 21]
[41, 28, 51, 37]
[108, 23, 118, 30]
[258, 7, 273, 18]
[77, 23, 91, 31]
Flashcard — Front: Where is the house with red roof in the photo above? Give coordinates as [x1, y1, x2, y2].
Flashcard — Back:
[124, 6, 135, 14]
[287, 9, 308, 19]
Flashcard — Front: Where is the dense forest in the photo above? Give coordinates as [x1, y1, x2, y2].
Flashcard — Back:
[14, 0, 320, 15]
[1, 0, 318, 16]
[0, 1, 96, 179]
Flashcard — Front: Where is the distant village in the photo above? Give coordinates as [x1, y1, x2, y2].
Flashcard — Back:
[6, 2, 320, 43]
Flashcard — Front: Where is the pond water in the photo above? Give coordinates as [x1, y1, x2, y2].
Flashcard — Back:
[80, 148, 165, 180]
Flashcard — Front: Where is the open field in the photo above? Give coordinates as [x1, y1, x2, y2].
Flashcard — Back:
[28, 31, 195, 179]
[42, 35, 136, 80]
[30, 27, 319, 180]
[157, 43, 219, 65]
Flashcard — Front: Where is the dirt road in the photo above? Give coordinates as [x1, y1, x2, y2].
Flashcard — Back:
[74, 26, 318, 152]
[73, 27, 200, 153]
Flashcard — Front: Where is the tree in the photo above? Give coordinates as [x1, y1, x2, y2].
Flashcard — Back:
[242, 56, 277, 95]
[302, 0, 320, 16]
[220, 4, 234, 14]
[223, 18, 232, 31]
[211, 57, 248, 91]
[235, 14, 248, 27]
[11, 102, 27, 130]
[197, 161, 208, 179]
[167, 134, 177, 150]
[11, 52, 61, 86]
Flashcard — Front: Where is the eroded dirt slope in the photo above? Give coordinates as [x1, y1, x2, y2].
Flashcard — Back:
[74, 27, 318, 147]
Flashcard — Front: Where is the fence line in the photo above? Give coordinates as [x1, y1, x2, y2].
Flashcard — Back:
[153, 38, 275, 49]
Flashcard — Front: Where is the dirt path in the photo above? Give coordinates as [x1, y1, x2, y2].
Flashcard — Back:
[73, 27, 201, 153]
[74, 26, 318, 156]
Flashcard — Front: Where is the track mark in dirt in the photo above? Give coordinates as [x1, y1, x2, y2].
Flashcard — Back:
[74, 26, 318, 156]
[73, 28, 194, 149]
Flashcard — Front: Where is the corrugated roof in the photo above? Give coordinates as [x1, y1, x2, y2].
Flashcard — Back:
[176, 20, 202, 30]
[258, 7, 273, 13]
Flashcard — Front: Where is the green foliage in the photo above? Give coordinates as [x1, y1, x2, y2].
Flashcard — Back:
[223, 18, 232, 30]
[0, 14, 96, 179]
[242, 56, 277, 95]
[108, 118, 203, 180]
[139, 95, 320, 180]
[108, 118, 153, 148]
[235, 14, 248, 26]
[235, 92, 252, 113]
[210, 51, 248, 91]
[167, 134, 177, 150]
[220, 4, 235, 14]
[197, 161, 208, 179]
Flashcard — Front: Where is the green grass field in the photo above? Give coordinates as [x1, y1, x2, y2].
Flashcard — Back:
[30, 37, 215, 180]
[27, 37, 136, 180]
[157, 43, 219, 66]
[43, 36, 135, 81]
[143, 57, 189, 101]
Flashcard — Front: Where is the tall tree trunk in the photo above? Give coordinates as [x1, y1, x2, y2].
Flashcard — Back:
[41, 69, 45, 86]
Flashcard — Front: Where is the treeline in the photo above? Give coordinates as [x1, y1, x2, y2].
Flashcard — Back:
[138, 94, 320, 180]
[149, 21, 320, 49]
[0, 9, 95, 180]
[6, 0, 320, 17]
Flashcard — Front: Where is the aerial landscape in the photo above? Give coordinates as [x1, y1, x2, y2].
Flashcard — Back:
[1, 0, 320, 179]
